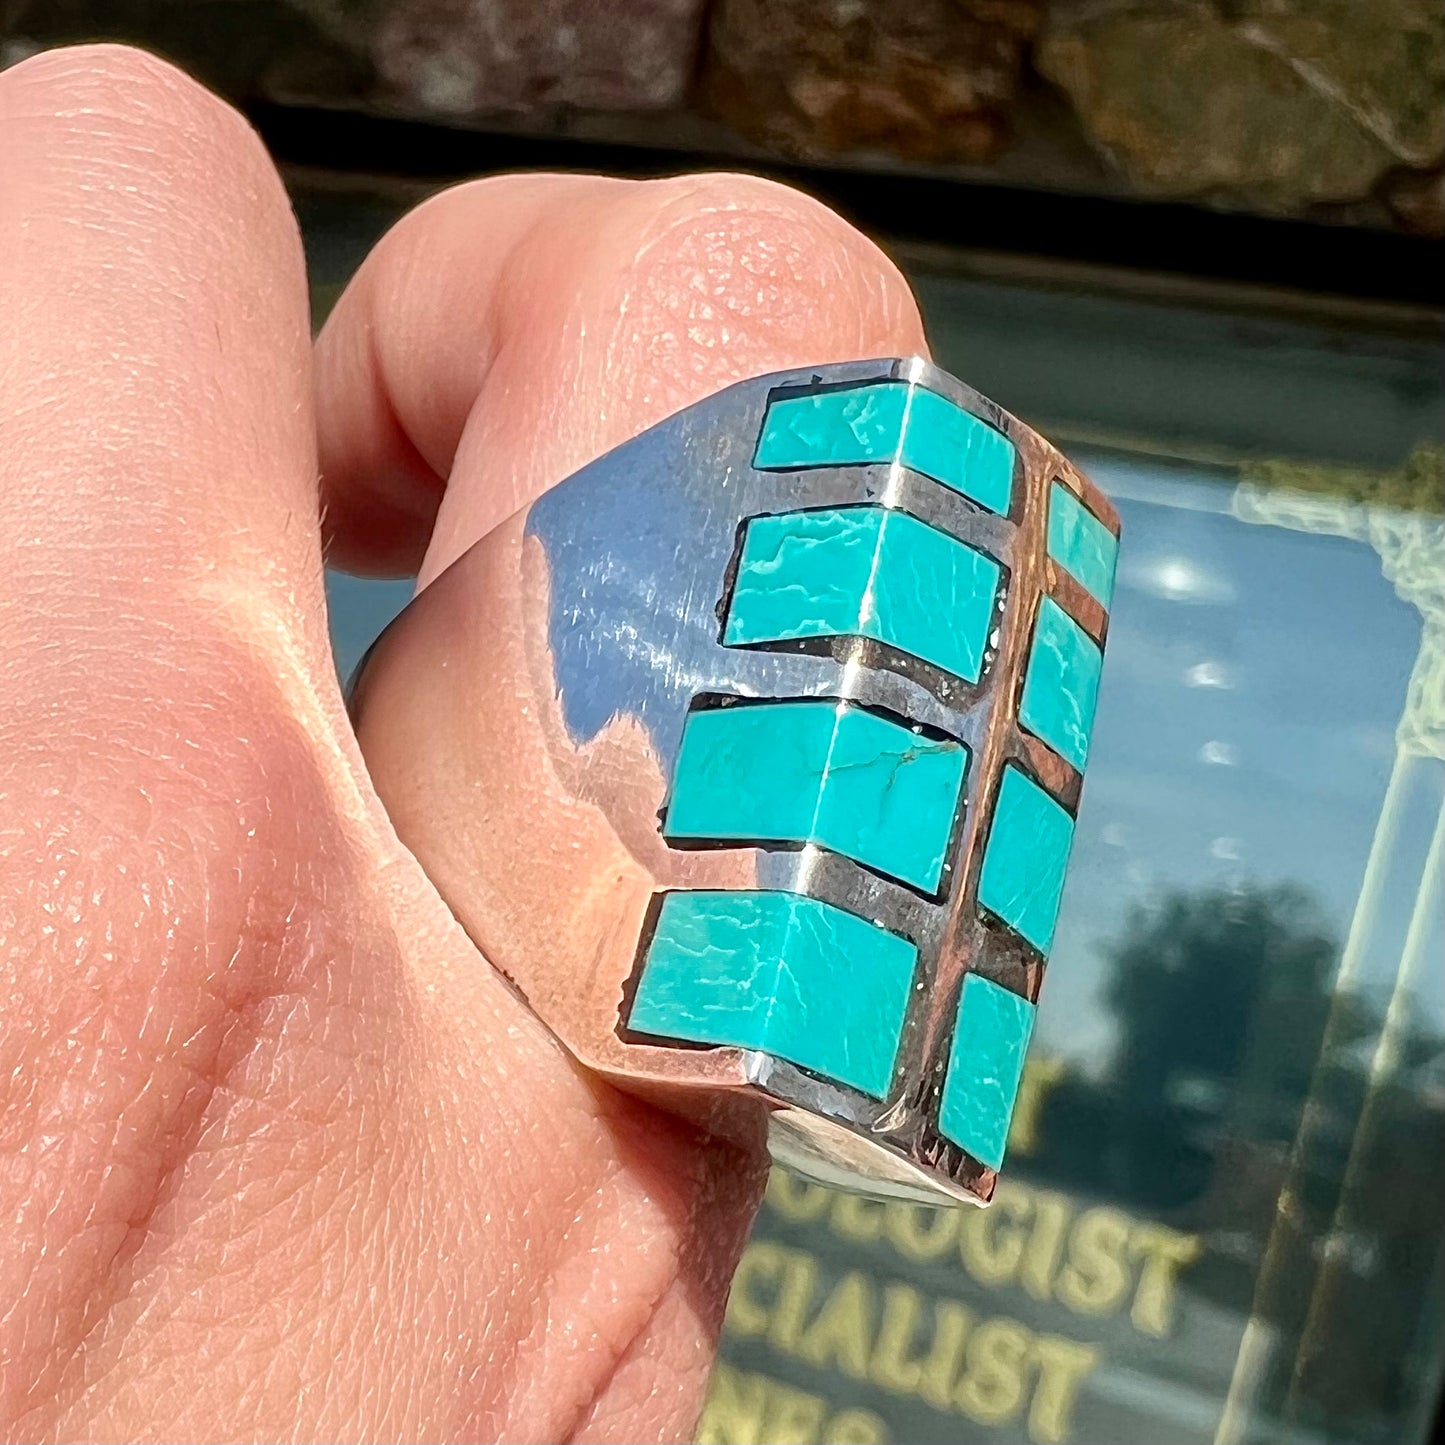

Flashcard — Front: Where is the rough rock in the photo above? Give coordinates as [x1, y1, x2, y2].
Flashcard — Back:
[702, 0, 1044, 164]
[1384, 166, 1444, 237]
[372, 0, 708, 115]
[1038, 0, 1444, 208]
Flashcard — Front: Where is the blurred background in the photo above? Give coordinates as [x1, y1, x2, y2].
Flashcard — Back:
[3, 4, 1440, 1443]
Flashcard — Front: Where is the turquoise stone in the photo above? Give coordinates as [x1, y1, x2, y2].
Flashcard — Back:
[754, 382, 1015, 516]
[629, 889, 916, 1096]
[901, 389, 1014, 517]
[723, 507, 1002, 683]
[1018, 596, 1103, 772]
[976, 765, 1075, 955]
[938, 974, 1036, 1169]
[1047, 482, 1118, 609]
[664, 701, 967, 893]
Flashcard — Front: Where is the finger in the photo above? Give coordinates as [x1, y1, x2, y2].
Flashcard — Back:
[0, 43, 376, 1433]
[0, 45, 330, 659]
[315, 172, 928, 576]
[317, 172, 929, 1439]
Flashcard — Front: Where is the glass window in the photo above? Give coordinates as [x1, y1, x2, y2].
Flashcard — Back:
[305, 191, 1445, 1445]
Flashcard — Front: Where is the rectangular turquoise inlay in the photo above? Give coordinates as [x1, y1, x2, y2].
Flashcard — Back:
[939, 974, 1036, 1170]
[629, 889, 916, 1096]
[1018, 596, 1103, 771]
[754, 381, 1015, 516]
[723, 507, 1002, 683]
[1047, 482, 1118, 609]
[977, 765, 1075, 956]
[665, 700, 967, 894]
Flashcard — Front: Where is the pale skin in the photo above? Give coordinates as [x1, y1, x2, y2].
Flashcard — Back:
[0, 44, 930, 1444]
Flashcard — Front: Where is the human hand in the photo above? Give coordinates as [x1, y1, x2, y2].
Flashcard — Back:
[0, 44, 927, 1443]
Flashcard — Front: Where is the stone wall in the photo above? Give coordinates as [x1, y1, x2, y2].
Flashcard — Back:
[3, 0, 1440, 234]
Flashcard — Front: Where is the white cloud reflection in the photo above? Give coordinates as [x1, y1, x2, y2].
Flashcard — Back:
[1185, 659, 1234, 689]
[1199, 739, 1238, 767]
[1130, 554, 1237, 605]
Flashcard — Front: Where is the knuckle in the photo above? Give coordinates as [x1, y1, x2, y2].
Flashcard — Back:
[608, 172, 922, 395]
[0, 627, 369, 1165]
[638, 171, 892, 293]
[0, 632, 382, 1420]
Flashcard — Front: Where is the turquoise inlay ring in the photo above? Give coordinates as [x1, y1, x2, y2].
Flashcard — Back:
[349, 358, 1120, 1206]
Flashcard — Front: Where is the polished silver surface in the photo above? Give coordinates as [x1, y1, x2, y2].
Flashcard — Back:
[521, 356, 1109, 1201]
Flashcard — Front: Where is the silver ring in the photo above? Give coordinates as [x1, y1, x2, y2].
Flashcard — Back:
[350, 356, 1121, 1206]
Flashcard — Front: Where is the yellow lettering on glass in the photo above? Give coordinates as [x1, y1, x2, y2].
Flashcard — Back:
[715, 1242, 1110, 1444]
[884, 1203, 957, 1262]
[824, 1408, 890, 1445]
[1055, 1207, 1133, 1315]
[918, 1300, 973, 1413]
[771, 1249, 821, 1352]
[959, 1185, 1032, 1286]
[732, 1172, 1211, 1444]
[1019, 1188, 1071, 1302]
[1028, 1334, 1102, 1445]
[954, 1317, 1031, 1425]
[764, 1171, 1205, 1341]
[727, 1241, 783, 1336]
[797, 1270, 873, 1379]
[767, 1384, 828, 1445]
[868, 1284, 927, 1394]
[832, 1193, 886, 1242]
[698, 1363, 890, 1445]
[698, 1362, 769, 1444]
[767, 1171, 833, 1223]
[1129, 1223, 1203, 1336]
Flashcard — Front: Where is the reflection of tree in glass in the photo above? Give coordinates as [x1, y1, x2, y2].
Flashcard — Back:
[1101, 884, 1342, 1211]
[1026, 884, 1348, 1213]
[1024, 881, 1445, 1439]
[1282, 1000, 1445, 1443]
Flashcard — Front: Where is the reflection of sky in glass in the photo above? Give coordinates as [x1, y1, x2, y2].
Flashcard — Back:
[328, 574, 413, 684]
[1043, 454, 1441, 1066]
